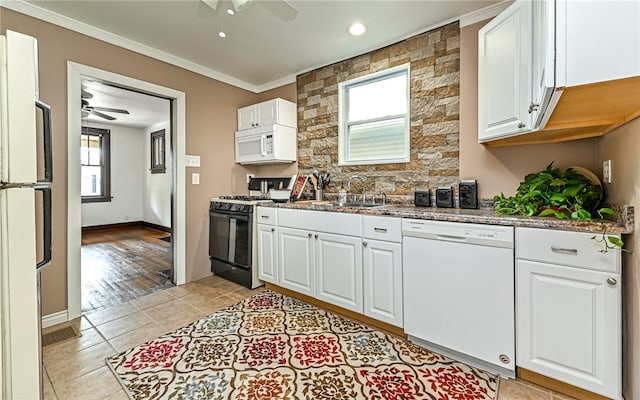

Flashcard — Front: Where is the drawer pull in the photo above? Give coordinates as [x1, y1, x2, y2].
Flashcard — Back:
[607, 278, 618, 286]
[261, 215, 270, 219]
[550, 246, 578, 254]
[374, 227, 388, 233]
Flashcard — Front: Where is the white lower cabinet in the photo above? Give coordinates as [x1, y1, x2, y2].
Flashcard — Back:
[363, 239, 402, 327]
[315, 232, 363, 313]
[516, 227, 622, 399]
[259, 209, 404, 327]
[257, 224, 278, 283]
[278, 227, 315, 296]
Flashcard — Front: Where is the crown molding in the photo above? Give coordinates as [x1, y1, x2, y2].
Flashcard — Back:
[1, 0, 261, 92]
[459, 0, 513, 27]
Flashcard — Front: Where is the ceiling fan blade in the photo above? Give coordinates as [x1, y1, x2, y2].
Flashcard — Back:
[81, 110, 89, 118]
[201, 0, 219, 11]
[258, 0, 297, 22]
[81, 90, 93, 99]
[89, 110, 116, 121]
[91, 106, 130, 114]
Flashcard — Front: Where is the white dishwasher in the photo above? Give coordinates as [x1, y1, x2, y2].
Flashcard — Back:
[402, 219, 515, 377]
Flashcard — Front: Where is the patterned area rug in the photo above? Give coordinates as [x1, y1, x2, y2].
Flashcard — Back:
[107, 290, 498, 399]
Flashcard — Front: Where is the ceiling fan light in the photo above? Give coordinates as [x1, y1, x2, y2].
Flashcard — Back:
[226, 8, 235, 15]
[218, 31, 226, 38]
[348, 22, 367, 36]
[232, 0, 252, 12]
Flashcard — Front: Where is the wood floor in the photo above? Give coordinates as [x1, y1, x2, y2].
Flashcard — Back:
[81, 226, 174, 313]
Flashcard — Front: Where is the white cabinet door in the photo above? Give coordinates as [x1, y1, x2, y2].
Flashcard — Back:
[255, 99, 278, 126]
[530, 0, 557, 129]
[363, 240, 402, 327]
[517, 259, 621, 398]
[237, 105, 256, 130]
[478, 0, 532, 142]
[257, 224, 278, 283]
[315, 232, 363, 313]
[278, 227, 314, 296]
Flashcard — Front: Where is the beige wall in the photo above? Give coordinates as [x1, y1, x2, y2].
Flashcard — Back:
[1, 9, 263, 314]
[596, 117, 640, 400]
[459, 20, 598, 199]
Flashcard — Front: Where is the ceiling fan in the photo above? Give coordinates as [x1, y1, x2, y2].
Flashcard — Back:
[202, 0, 298, 22]
[81, 91, 130, 121]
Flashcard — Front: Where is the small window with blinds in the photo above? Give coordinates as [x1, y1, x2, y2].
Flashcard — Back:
[81, 127, 111, 203]
[338, 64, 410, 165]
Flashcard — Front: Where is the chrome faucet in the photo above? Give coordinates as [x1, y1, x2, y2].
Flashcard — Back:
[347, 175, 366, 203]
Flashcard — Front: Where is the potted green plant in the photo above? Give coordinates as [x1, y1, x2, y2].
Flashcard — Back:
[493, 162, 624, 252]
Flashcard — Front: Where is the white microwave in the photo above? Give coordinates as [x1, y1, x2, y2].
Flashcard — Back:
[235, 124, 297, 165]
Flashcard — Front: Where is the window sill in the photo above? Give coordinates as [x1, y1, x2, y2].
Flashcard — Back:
[338, 157, 410, 167]
[82, 196, 112, 204]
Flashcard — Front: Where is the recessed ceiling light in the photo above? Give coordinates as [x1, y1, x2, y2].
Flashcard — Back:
[348, 22, 367, 36]
[218, 31, 226, 38]
[226, 8, 235, 15]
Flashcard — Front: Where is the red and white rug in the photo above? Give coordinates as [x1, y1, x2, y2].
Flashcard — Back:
[107, 290, 498, 399]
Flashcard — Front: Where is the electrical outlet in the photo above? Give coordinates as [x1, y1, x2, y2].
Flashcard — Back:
[246, 174, 255, 183]
[603, 160, 612, 184]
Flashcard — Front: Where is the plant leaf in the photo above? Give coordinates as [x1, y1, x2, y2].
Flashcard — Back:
[607, 236, 624, 247]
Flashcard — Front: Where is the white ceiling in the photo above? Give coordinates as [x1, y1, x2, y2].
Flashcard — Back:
[7, 0, 504, 128]
[81, 80, 170, 129]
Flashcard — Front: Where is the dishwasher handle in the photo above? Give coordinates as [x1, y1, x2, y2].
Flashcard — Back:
[436, 234, 467, 242]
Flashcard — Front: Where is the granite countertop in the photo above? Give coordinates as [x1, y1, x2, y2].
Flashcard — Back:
[259, 201, 634, 234]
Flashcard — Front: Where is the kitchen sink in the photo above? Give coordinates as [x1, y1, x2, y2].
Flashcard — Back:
[326, 202, 387, 209]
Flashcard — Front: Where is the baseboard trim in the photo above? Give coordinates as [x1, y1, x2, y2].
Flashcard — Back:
[265, 283, 406, 338]
[42, 310, 68, 329]
[517, 367, 612, 400]
[82, 221, 172, 233]
[141, 221, 172, 233]
[82, 221, 142, 233]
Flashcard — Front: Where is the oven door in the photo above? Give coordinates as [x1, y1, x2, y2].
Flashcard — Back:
[209, 208, 252, 268]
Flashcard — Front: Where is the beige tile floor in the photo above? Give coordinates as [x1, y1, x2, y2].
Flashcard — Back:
[43, 276, 577, 400]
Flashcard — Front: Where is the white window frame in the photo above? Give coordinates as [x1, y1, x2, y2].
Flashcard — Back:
[338, 63, 410, 166]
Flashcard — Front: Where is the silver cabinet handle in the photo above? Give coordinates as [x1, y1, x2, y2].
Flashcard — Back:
[373, 227, 388, 233]
[314, 234, 318, 239]
[261, 215, 269, 219]
[528, 102, 540, 114]
[308, 233, 312, 238]
[271, 228, 275, 232]
[363, 241, 368, 247]
[607, 278, 618, 286]
[550, 246, 578, 254]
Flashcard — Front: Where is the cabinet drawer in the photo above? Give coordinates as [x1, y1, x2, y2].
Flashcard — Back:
[256, 207, 277, 225]
[363, 216, 401, 242]
[278, 209, 362, 236]
[516, 228, 620, 273]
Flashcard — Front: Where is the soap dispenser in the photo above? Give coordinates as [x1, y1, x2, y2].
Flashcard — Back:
[338, 183, 347, 203]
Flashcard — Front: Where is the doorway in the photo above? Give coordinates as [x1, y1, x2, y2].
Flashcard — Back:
[67, 62, 187, 321]
[79, 80, 174, 312]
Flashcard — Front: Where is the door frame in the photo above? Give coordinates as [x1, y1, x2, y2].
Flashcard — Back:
[66, 62, 186, 320]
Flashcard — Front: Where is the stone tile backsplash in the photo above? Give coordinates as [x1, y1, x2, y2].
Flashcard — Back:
[296, 22, 460, 196]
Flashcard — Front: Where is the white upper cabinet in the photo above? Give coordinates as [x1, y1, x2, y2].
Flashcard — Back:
[479, 0, 640, 145]
[237, 98, 297, 131]
[478, 0, 532, 142]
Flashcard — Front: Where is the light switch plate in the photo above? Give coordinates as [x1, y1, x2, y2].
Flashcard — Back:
[192, 173, 200, 185]
[186, 155, 200, 167]
[603, 160, 612, 184]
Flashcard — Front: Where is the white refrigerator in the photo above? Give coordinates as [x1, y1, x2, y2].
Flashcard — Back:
[0, 30, 53, 399]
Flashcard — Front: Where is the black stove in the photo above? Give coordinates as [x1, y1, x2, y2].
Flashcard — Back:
[218, 195, 269, 201]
